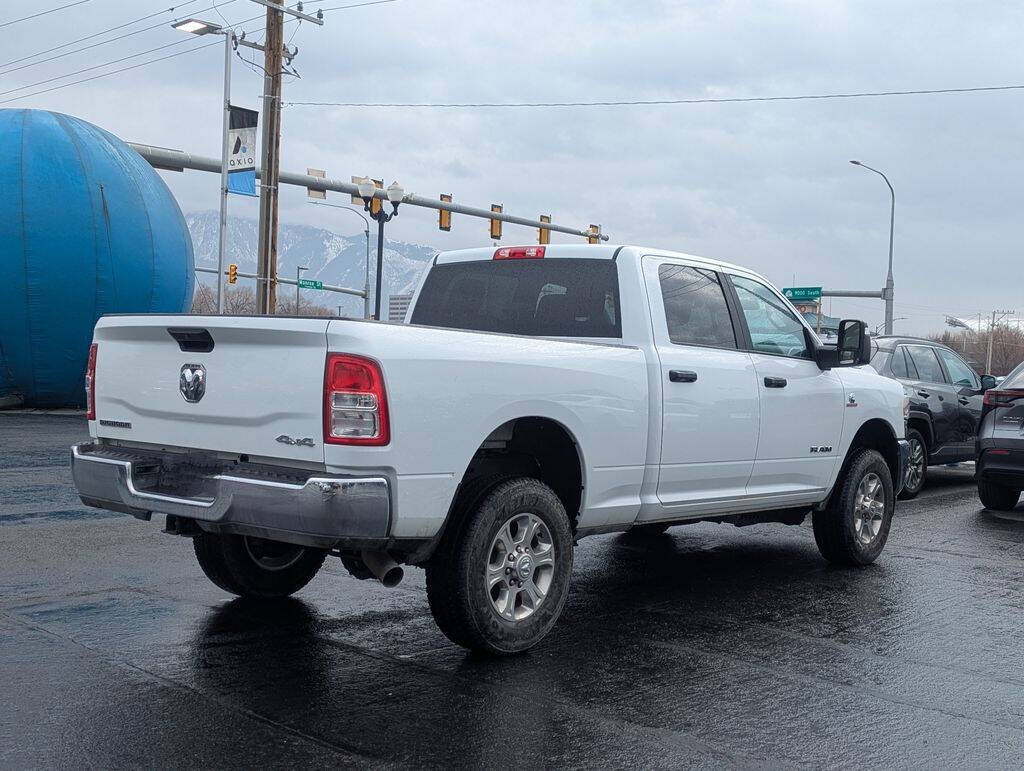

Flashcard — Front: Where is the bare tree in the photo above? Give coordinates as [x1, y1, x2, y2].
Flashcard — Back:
[929, 326, 1024, 376]
[191, 283, 335, 317]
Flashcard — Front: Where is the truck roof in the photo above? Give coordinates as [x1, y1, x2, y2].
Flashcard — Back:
[434, 244, 754, 277]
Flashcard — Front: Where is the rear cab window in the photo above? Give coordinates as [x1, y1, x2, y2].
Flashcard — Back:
[410, 258, 621, 338]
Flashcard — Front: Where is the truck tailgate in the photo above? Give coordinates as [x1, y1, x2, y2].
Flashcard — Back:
[91, 315, 330, 464]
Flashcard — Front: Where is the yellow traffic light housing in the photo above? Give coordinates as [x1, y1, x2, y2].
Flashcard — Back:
[587, 224, 600, 245]
[227, 263, 238, 284]
[539, 214, 551, 245]
[439, 194, 452, 231]
[490, 204, 502, 240]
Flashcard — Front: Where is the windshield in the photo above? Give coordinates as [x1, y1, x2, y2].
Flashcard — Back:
[410, 258, 621, 338]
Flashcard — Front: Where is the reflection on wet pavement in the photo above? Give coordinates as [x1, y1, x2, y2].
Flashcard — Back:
[3, 414, 1023, 767]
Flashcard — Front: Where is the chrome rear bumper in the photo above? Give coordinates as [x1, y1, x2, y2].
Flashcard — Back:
[71, 442, 390, 544]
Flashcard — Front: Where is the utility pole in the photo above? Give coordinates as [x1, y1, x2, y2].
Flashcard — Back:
[252, 0, 324, 315]
[986, 309, 1015, 374]
[255, 0, 283, 315]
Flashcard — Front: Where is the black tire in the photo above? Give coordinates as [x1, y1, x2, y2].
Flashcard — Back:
[978, 479, 1021, 512]
[813, 448, 895, 566]
[899, 428, 927, 500]
[425, 477, 574, 655]
[193, 533, 327, 599]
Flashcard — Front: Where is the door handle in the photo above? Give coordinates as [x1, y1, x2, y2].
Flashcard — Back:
[669, 370, 698, 383]
[917, 391, 930, 398]
[764, 376, 787, 388]
[958, 398, 970, 405]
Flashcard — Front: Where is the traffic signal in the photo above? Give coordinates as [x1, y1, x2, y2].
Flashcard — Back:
[490, 204, 502, 240]
[439, 194, 452, 231]
[227, 263, 238, 284]
[587, 224, 600, 245]
[371, 179, 383, 216]
[538, 214, 551, 245]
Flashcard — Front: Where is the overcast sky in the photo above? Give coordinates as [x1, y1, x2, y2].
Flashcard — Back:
[6, 0, 1024, 334]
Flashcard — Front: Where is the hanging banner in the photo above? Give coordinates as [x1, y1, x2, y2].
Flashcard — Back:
[227, 105, 258, 197]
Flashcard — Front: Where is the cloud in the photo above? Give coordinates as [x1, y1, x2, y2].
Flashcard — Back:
[5, 0, 1024, 333]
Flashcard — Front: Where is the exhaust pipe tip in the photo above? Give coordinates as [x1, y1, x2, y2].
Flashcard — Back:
[361, 550, 404, 588]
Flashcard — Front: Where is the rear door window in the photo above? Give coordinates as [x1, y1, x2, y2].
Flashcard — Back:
[906, 345, 946, 384]
[657, 264, 737, 348]
[410, 258, 621, 338]
[936, 348, 979, 389]
[889, 348, 909, 379]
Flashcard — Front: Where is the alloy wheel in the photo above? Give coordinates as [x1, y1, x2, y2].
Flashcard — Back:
[853, 472, 886, 545]
[486, 512, 555, 621]
[242, 536, 306, 571]
[905, 438, 925, 491]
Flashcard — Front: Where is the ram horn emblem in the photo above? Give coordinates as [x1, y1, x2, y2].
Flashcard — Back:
[179, 364, 206, 403]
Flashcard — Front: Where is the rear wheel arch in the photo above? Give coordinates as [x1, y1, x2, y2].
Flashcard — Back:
[424, 416, 585, 563]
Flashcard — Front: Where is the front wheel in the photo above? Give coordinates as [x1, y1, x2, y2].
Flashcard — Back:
[978, 479, 1021, 512]
[425, 477, 574, 655]
[813, 449, 895, 566]
[193, 532, 327, 599]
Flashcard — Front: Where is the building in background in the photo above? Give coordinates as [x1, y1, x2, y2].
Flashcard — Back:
[388, 293, 413, 322]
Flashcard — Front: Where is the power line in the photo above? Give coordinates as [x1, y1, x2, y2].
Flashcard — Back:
[317, 0, 400, 11]
[0, 39, 222, 106]
[0, 1, 235, 77]
[286, 83, 1024, 109]
[0, 0, 204, 71]
[0, 0, 90, 29]
[0, 37, 202, 99]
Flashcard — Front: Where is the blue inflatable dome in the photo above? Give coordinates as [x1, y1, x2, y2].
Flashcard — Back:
[0, 110, 194, 407]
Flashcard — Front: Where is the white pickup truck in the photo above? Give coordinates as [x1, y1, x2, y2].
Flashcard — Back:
[73, 244, 909, 654]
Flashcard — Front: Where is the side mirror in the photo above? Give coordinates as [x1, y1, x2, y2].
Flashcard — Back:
[981, 374, 998, 391]
[837, 319, 870, 366]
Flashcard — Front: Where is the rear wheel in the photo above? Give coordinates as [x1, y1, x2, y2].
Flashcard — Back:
[813, 448, 894, 566]
[978, 479, 1021, 512]
[899, 428, 927, 499]
[193, 532, 327, 599]
[425, 477, 574, 655]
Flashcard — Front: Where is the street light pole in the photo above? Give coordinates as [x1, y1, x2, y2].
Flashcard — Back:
[296, 265, 307, 314]
[850, 160, 895, 334]
[356, 178, 405, 320]
[308, 201, 372, 318]
[216, 30, 235, 315]
[173, 19, 238, 314]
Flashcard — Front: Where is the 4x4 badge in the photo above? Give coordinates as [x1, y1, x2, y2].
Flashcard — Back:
[179, 364, 206, 403]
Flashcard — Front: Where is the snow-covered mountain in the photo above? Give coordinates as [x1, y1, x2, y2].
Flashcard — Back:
[186, 211, 437, 314]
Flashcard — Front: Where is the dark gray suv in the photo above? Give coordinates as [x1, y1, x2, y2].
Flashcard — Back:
[870, 337, 996, 498]
[976, 361, 1024, 512]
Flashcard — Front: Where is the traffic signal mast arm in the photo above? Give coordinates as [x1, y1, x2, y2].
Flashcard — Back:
[128, 142, 608, 242]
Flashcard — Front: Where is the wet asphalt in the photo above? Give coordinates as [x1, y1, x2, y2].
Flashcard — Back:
[2, 413, 1023, 769]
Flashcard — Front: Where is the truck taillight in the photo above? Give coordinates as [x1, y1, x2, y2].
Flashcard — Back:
[983, 389, 1024, 408]
[494, 246, 544, 260]
[324, 353, 389, 445]
[85, 343, 98, 420]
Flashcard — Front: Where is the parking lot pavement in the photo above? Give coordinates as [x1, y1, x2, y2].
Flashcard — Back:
[3, 414, 1024, 768]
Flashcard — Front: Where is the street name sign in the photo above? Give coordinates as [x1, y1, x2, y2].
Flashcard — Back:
[298, 279, 323, 290]
[782, 286, 822, 301]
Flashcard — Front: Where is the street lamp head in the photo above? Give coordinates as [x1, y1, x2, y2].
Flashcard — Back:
[355, 176, 376, 203]
[849, 160, 861, 166]
[386, 181, 405, 214]
[171, 18, 222, 35]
